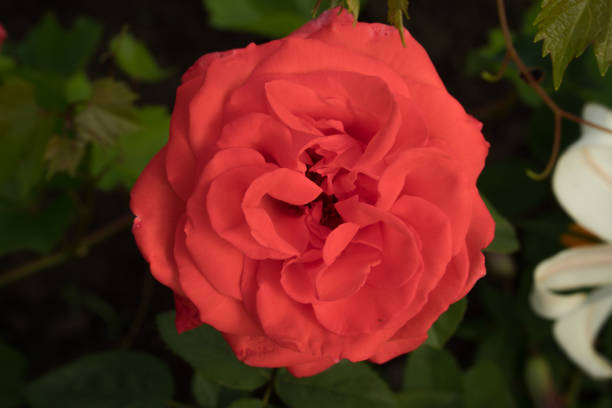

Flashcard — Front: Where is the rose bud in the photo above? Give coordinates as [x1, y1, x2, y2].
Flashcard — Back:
[131, 8, 494, 377]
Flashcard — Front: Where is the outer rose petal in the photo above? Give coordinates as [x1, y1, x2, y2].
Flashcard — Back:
[287, 359, 337, 378]
[186, 41, 281, 159]
[292, 9, 445, 90]
[224, 333, 321, 367]
[131, 148, 183, 294]
[175, 217, 261, 335]
[410, 83, 489, 183]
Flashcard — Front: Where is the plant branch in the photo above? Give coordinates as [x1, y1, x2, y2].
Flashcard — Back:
[495, 0, 612, 179]
[0, 215, 133, 288]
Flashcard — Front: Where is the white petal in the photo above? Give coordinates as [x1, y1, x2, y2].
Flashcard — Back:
[552, 103, 612, 242]
[530, 244, 612, 319]
[553, 285, 612, 379]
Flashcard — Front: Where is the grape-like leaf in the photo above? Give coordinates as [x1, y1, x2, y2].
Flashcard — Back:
[44, 135, 86, 176]
[534, 0, 612, 89]
[387, 0, 409, 46]
[74, 78, 139, 145]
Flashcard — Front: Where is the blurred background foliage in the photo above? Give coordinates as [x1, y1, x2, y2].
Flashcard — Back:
[0, 0, 611, 407]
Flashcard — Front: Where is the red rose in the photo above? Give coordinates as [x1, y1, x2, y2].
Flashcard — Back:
[131, 8, 494, 377]
[0, 24, 6, 49]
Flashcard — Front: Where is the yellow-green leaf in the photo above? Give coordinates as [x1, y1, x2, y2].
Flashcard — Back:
[109, 30, 169, 82]
[44, 135, 86, 176]
[534, 0, 612, 89]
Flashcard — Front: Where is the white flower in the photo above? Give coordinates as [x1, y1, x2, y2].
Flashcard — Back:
[530, 103, 612, 379]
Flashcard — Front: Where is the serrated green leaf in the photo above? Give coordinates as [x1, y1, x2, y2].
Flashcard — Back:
[463, 362, 516, 408]
[203, 0, 315, 38]
[275, 361, 396, 408]
[25, 351, 173, 408]
[482, 196, 520, 254]
[74, 78, 139, 145]
[425, 298, 467, 349]
[192, 372, 220, 408]
[403, 346, 463, 394]
[44, 135, 86, 176]
[17, 14, 102, 77]
[0, 195, 76, 255]
[90, 105, 169, 190]
[396, 391, 457, 408]
[534, 0, 612, 88]
[109, 30, 169, 82]
[387, 0, 409, 46]
[0, 78, 56, 199]
[157, 311, 270, 390]
[0, 341, 26, 408]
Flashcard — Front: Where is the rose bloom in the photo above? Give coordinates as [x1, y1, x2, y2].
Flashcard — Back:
[0, 24, 6, 49]
[132, 9, 494, 377]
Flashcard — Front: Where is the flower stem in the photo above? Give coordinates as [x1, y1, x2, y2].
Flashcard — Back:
[0, 215, 132, 288]
[495, 0, 612, 179]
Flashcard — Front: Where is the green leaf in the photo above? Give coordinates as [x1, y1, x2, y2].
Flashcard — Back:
[192, 372, 220, 408]
[65, 72, 92, 104]
[403, 346, 463, 394]
[0, 195, 76, 255]
[26, 351, 174, 408]
[387, 0, 409, 46]
[275, 361, 396, 408]
[463, 362, 516, 408]
[17, 14, 102, 77]
[90, 105, 169, 190]
[203, 0, 315, 38]
[74, 78, 139, 145]
[482, 196, 520, 254]
[396, 391, 457, 408]
[157, 311, 270, 390]
[228, 398, 269, 408]
[424, 298, 467, 349]
[0, 78, 55, 199]
[0, 341, 26, 408]
[109, 30, 169, 82]
[534, 0, 612, 89]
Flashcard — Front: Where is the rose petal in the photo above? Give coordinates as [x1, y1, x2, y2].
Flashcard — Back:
[218, 113, 298, 169]
[294, 9, 445, 90]
[408, 84, 489, 182]
[166, 77, 200, 200]
[207, 164, 290, 259]
[287, 359, 337, 377]
[454, 193, 495, 300]
[378, 148, 471, 254]
[175, 218, 261, 335]
[280, 250, 323, 304]
[366, 222, 423, 289]
[187, 42, 280, 158]
[131, 148, 183, 294]
[243, 168, 322, 255]
[316, 243, 379, 301]
[322, 222, 360, 264]
[224, 333, 320, 367]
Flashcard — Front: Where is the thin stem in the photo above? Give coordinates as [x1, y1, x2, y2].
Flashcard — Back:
[262, 368, 278, 407]
[120, 273, 155, 349]
[0, 215, 132, 288]
[495, 0, 612, 179]
[483, 50, 511, 82]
